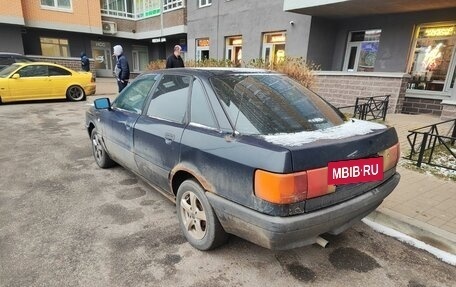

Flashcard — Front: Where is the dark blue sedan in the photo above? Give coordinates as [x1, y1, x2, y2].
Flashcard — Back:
[86, 68, 400, 250]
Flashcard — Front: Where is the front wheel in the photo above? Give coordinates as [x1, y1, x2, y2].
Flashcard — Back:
[66, 85, 86, 101]
[91, 128, 115, 168]
[176, 180, 228, 251]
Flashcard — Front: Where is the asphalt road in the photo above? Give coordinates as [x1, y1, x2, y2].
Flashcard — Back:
[0, 98, 455, 287]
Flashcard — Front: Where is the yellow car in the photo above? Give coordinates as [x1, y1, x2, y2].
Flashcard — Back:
[0, 62, 96, 103]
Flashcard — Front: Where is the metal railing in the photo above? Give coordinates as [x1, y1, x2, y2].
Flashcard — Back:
[338, 95, 390, 121]
[407, 119, 456, 171]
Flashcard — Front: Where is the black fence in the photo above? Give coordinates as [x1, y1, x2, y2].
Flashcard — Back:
[337, 95, 390, 121]
[407, 119, 456, 171]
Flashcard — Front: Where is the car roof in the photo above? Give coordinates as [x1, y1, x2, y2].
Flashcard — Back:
[7, 62, 75, 72]
[141, 67, 279, 78]
[0, 52, 32, 57]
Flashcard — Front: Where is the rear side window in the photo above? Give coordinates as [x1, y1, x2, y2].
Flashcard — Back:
[190, 78, 217, 129]
[210, 74, 344, 135]
[146, 74, 191, 123]
[49, 66, 71, 76]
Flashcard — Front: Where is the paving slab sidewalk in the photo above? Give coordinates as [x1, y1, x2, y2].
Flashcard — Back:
[367, 113, 456, 254]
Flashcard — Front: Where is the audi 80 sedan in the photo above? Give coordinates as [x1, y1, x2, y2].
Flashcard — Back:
[0, 62, 95, 103]
[86, 68, 400, 250]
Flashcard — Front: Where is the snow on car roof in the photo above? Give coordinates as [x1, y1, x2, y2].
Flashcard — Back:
[261, 119, 387, 146]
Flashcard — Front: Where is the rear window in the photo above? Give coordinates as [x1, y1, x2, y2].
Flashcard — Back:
[210, 74, 344, 135]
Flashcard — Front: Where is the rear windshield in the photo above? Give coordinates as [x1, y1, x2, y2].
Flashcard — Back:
[210, 74, 344, 135]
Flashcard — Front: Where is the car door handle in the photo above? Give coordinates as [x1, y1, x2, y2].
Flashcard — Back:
[164, 133, 175, 145]
[125, 122, 133, 130]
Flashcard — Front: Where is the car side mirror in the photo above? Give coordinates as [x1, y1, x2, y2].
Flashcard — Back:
[94, 98, 111, 110]
[11, 73, 20, 79]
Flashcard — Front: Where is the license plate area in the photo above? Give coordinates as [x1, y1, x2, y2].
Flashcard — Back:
[328, 157, 383, 185]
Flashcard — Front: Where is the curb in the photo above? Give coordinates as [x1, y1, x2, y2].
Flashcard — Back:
[366, 208, 456, 255]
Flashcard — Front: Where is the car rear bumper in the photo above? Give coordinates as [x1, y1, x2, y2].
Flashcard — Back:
[207, 172, 400, 250]
[84, 84, 96, 96]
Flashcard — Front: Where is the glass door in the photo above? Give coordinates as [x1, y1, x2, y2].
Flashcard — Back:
[91, 41, 112, 77]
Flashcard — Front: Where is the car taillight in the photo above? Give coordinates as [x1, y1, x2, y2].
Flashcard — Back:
[379, 142, 400, 171]
[254, 168, 335, 204]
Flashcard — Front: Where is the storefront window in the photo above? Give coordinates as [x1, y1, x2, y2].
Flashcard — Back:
[196, 38, 210, 61]
[40, 37, 70, 57]
[262, 32, 286, 66]
[343, 29, 381, 72]
[226, 36, 242, 67]
[408, 24, 456, 92]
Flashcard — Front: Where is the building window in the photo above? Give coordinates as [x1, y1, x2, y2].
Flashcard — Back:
[135, 0, 161, 18]
[226, 36, 242, 67]
[408, 24, 456, 93]
[343, 29, 381, 72]
[196, 38, 210, 61]
[163, 0, 184, 12]
[262, 32, 286, 66]
[101, 0, 162, 18]
[41, 0, 71, 10]
[40, 37, 70, 57]
[199, 0, 212, 8]
[100, 0, 134, 18]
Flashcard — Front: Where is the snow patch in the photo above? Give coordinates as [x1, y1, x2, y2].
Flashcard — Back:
[362, 218, 456, 266]
[262, 119, 387, 146]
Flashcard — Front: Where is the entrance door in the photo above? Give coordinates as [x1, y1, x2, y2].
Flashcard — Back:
[91, 41, 112, 77]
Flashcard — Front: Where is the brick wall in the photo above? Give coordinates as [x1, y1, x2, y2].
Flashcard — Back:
[441, 103, 456, 121]
[163, 9, 186, 27]
[28, 56, 96, 75]
[313, 72, 409, 114]
[103, 16, 136, 33]
[28, 55, 143, 79]
[402, 97, 443, 116]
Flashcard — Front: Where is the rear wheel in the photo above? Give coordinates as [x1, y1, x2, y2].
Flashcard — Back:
[66, 85, 86, 101]
[91, 128, 115, 168]
[176, 180, 228, 251]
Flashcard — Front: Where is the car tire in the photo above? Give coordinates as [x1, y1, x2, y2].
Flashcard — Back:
[176, 180, 228, 251]
[91, 128, 115, 168]
[66, 85, 86, 101]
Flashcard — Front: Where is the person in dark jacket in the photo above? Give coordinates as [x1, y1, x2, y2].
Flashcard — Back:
[166, 45, 185, 68]
[113, 45, 130, 93]
[80, 52, 90, 72]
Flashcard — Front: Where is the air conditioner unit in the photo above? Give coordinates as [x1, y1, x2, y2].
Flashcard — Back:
[102, 21, 117, 34]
